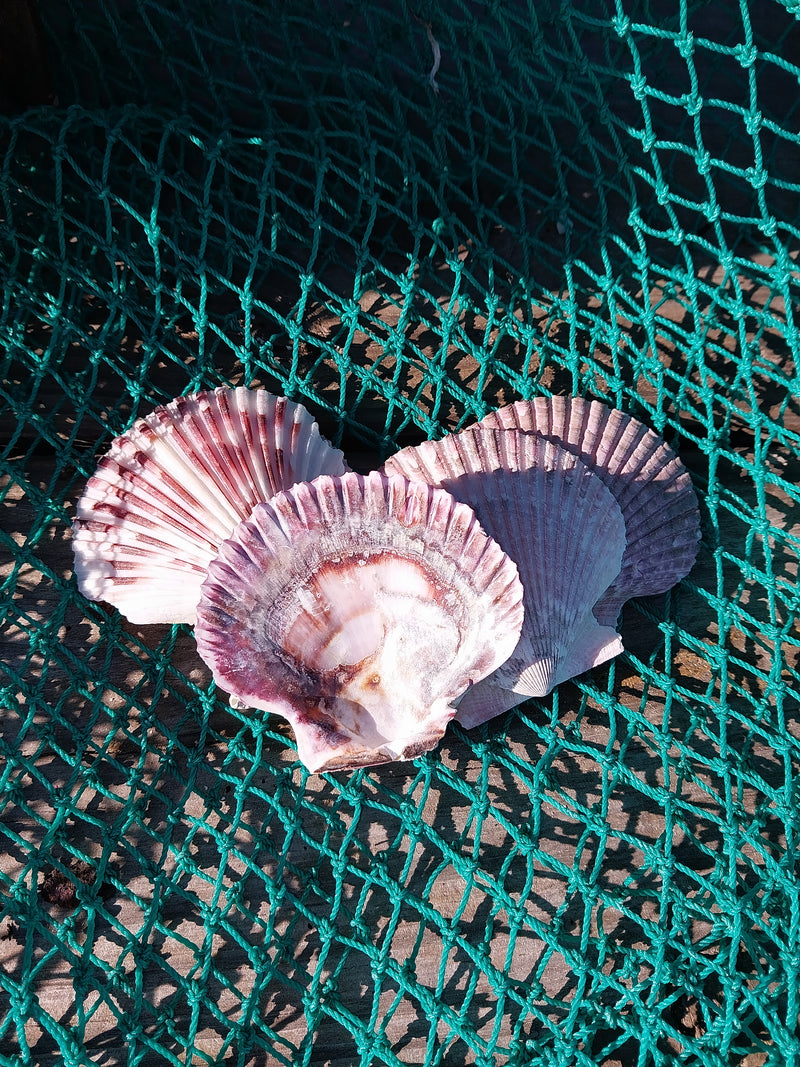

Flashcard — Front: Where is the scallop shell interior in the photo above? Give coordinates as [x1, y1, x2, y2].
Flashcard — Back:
[72, 386, 348, 624]
[194, 471, 525, 772]
[383, 426, 627, 726]
[480, 396, 701, 626]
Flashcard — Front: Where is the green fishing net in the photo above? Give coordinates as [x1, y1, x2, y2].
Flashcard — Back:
[1, 1, 799, 1064]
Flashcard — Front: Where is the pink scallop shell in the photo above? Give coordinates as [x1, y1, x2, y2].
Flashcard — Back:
[194, 471, 525, 772]
[72, 386, 349, 624]
[383, 428, 627, 726]
[480, 396, 701, 626]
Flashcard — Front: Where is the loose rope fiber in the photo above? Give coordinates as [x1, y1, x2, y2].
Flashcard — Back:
[1, 2, 798, 1064]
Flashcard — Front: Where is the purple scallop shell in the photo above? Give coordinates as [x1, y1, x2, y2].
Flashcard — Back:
[72, 386, 348, 624]
[480, 396, 701, 627]
[194, 471, 525, 772]
[383, 427, 627, 726]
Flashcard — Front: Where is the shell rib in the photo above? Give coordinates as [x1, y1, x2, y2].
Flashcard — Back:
[480, 396, 701, 626]
[194, 471, 525, 773]
[72, 386, 348, 624]
[382, 427, 627, 726]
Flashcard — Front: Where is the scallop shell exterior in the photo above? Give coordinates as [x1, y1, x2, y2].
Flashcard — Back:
[480, 396, 701, 626]
[72, 387, 349, 624]
[383, 427, 627, 721]
[194, 471, 525, 772]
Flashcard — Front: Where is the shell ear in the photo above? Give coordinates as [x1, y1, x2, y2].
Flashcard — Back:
[194, 471, 525, 772]
[71, 386, 348, 624]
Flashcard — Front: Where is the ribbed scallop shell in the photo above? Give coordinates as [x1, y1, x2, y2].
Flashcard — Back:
[382, 427, 627, 725]
[480, 396, 701, 626]
[72, 386, 348, 624]
[194, 471, 525, 772]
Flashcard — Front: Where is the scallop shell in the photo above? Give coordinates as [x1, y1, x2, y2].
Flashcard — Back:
[72, 386, 349, 624]
[382, 427, 627, 722]
[194, 471, 525, 772]
[480, 396, 701, 626]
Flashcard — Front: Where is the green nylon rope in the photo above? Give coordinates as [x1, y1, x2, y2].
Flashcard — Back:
[1, 1, 799, 1064]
